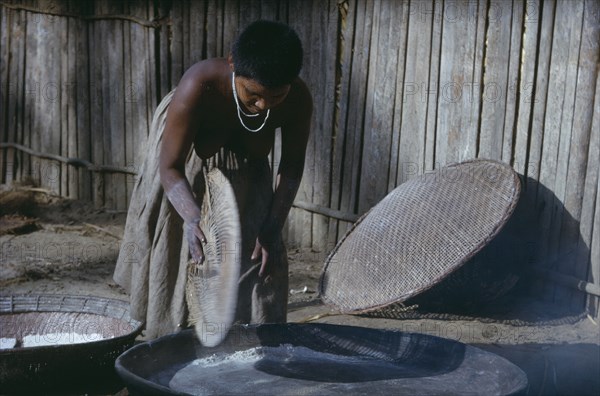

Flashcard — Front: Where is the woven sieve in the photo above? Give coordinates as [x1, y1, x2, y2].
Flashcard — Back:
[319, 159, 521, 314]
[186, 168, 241, 347]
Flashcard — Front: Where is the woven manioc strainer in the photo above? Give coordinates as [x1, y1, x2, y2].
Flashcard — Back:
[186, 168, 241, 347]
[319, 159, 521, 314]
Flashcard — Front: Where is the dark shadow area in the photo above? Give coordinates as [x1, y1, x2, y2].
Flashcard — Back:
[1, 373, 125, 396]
[1, 341, 130, 395]
[402, 175, 592, 322]
[476, 343, 600, 396]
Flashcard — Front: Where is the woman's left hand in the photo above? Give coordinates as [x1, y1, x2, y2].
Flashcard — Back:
[251, 238, 271, 277]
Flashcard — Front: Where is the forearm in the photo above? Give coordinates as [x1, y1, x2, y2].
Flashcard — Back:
[259, 171, 302, 244]
[160, 167, 201, 222]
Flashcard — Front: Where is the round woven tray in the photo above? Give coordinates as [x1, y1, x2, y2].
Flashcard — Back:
[186, 168, 242, 347]
[319, 159, 521, 314]
[0, 294, 143, 393]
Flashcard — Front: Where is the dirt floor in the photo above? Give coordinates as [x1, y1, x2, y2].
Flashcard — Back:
[1, 185, 599, 395]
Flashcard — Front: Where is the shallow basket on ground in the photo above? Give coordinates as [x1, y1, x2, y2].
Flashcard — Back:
[0, 294, 143, 393]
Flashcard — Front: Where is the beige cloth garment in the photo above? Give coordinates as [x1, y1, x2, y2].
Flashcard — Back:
[114, 90, 288, 339]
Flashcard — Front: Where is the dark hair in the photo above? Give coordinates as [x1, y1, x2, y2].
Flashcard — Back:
[231, 20, 303, 88]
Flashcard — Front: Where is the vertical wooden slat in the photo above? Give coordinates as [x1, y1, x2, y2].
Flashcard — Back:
[436, 0, 483, 165]
[59, 7, 68, 197]
[527, 0, 555, 300]
[579, 97, 598, 311]
[360, 0, 409, 212]
[217, 1, 239, 58]
[90, 2, 105, 207]
[356, 0, 382, 213]
[112, 3, 126, 210]
[249, 0, 262, 22]
[35, 1, 60, 194]
[281, 0, 299, 247]
[129, 0, 150, 174]
[47, 0, 62, 193]
[48, 1, 62, 195]
[306, 0, 320, 250]
[156, 0, 170, 98]
[0, 4, 7, 184]
[553, 0, 585, 207]
[538, 0, 567, 300]
[29, 1, 41, 188]
[222, 0, 238, 56]
[310, 0, 337, 253]
[20, 6, 32, 184]
[65, 12, 78, 198]
[100, 2, 113, 209]
[123, 2, 134, 205]
[3, 6, 23, 186]
[395, 0, 431, 187]
[69, 1, 88, 199]
[238, 0, 253, 32]
[215, 0, 225, 59]
[97, 2, 125, 210]
[306, 0, 322, 251]
[170, 0, 184, 84]
[147, 1, 158, 124]
[528, 0, 555, 184]
[183, 0, 191, 69]
[287, 0, 314, 249]
[591, 187, 600, 317]
[581, 9, 600, 314]
[480, 0, 514, 160]
[21, 3, 35, 186]
[206, 0, 218, 59]
[338, 0, 374, 232]
[327, 0, 355, 245]
[424, 0, 443, 173]
[467, 0, 486, 163]
[546, 0, 585, 303]
[278, 0, 288, 23]
[189, 0, 205, 66]
[514, 0, 541, 177]
[501, 0, 524, 165]
[16, 6, 26, 184]
[76, 5, 91, 201]
[258, 0, 276, 20]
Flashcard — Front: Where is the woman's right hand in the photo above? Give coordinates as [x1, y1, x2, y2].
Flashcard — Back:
[184, 218, 207, 263]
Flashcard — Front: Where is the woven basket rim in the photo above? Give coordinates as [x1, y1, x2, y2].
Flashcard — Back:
[0, 293, 144, 353]
[318, 158, 522, 314]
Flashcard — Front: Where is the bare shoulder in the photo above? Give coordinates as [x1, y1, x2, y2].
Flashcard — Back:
[280, 77, 312, 160]
[281, 77, 313, 132]
[287, 77, 313, 113]
[172, 58, 229, 106]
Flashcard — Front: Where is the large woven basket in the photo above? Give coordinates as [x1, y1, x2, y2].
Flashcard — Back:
[0, 294, 143, 393]
[319, 159, 521, 315]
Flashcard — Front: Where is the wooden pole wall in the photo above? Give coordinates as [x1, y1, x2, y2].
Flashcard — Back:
[0, 0, 598, 315]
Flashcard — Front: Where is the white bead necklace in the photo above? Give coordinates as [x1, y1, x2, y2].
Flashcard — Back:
[231, 72, 270, 133]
